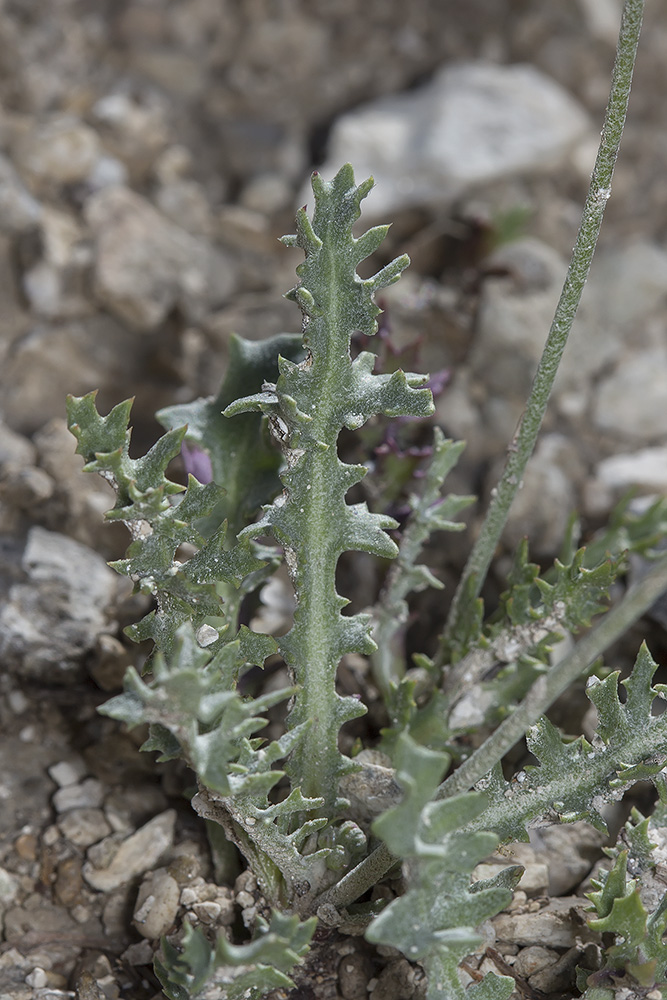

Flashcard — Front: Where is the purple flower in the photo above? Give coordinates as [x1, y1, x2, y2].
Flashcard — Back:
[182, 443, 213, 485]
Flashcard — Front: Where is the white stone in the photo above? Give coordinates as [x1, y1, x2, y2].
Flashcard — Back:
[196, 624, 219, 647]
[133, 869, 180, 939]
[192, 900, 221, 924]
[83, 810, 176, 891]
[85, 185, 237, 331]
[57, 808, 112, 848]
[53, 779, 105, 814]
[492, 896, 584, 948]
[25, 968, 47, 989]
[16, 116, 101, 185]
[48, 760, 86, 789]
[0, 527, 119, 682]
[7, 690, 28, 715]
[596, 447, 667, 493]
[0, 867, 19, 904]
[593, 346, 667, 440]
[0, 154, 41, 234]
[315, 63, 590, 216]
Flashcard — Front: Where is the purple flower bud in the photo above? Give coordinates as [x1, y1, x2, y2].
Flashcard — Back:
[182, 443, 213, 485]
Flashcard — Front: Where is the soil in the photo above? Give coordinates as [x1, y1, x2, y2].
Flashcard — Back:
[1, 2, 667, 999]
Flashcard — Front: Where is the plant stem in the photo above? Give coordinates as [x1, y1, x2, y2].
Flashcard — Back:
[322, 551, 667, 910]
[315, 840, 396, 914]
[437, 0, 646, 662]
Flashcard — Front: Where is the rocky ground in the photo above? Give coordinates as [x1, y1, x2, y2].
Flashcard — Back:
[1, 1, 667, 998]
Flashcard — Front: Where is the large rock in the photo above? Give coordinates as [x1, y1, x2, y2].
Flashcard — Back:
[317, 63, 590, 216]
[0, 527, 118, 681]
[85, 185, 238, 330]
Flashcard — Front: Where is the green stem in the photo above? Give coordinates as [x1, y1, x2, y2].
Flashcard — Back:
[315, 840, 396, 914]
[323, 552, 667, 909]
[437, 0, 645, 662]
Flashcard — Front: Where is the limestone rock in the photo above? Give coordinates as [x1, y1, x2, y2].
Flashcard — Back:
[492, 896, 584, 948]
[85, 185, 237, 330]
[0, 154, 41, 234]
[15, 116, 101, 187]
[595, 446, 667, 495]
[57, 809, 112, 849]
[83, 810, 176, 891]
[318, 63, 590, 216]
[593, 346, 667, 441]
[132, 868, 180, 939]
[0, 527, 118, 682]
[530, 822, 604, 896]
[21, 206, 93, 319]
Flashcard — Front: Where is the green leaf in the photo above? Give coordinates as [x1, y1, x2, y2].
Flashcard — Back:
[157, 332, 304, 537]
[100, 623, 294, 799]
[373, 430, 474, 706]
[469, 644, 667, 846]
[229, 166, 436, 816]
[368, 734, 512, 1000]
[67, 392, 278, 656]
[155, 912, 316, 1000]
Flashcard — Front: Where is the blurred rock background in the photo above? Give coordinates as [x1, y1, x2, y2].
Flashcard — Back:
[0, 1, 666, 995]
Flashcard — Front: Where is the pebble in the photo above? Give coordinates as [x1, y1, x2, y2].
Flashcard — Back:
[192, 900, 221, 924]
[13, 834, 37, 862]
[6, 689, 28, 715]
[369, 958, 424, 1000]
[528, 945, 580, 994]
[42, 825, 60, 847]
[530, 822, 605, 896]
[133, 868, 180, 939]
[57, 808, 112, 848]
[21, 206, 93, 320]
[491, 896, 583, 948]
[122, 940, 154, 966]
[48, 759, 87, 789]
[338, 951, 373, 1000]
[54, 857, 83, 907]
[83, 809, 176, 891]
[25, 968, 47, 989]
[513, 944, 559, 978]
[53, 778, 105, 814]
[71, 904, 91, 925]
